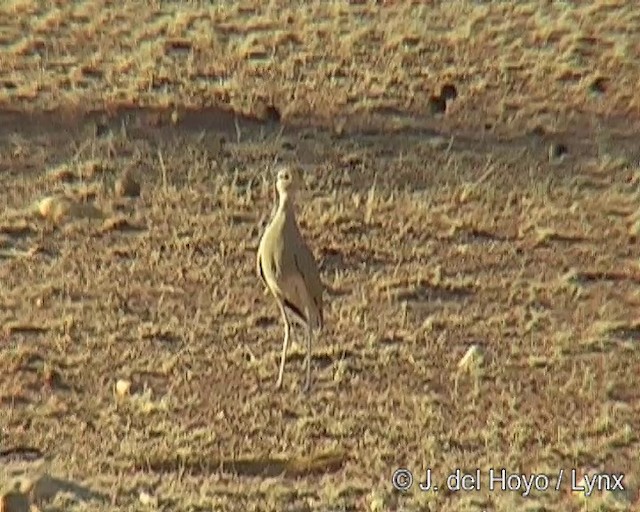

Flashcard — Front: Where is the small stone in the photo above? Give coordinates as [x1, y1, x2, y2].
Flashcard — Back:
[139, 490, 158, 507]
[36, 196, 72, 223]
[115, 379, 132, 397]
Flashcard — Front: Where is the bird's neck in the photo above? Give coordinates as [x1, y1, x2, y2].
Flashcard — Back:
[277, 193, 297, 216]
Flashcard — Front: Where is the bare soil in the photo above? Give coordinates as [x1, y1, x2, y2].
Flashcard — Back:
[1, 1, 640, 511]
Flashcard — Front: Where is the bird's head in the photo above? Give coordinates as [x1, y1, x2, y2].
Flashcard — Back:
[275, 166, 302, 197]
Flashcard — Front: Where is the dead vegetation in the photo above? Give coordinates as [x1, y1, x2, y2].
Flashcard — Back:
[1, 1, 640, 511]
[1, 1, 640, 136]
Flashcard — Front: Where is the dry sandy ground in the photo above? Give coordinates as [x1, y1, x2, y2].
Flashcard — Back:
[1, 1, 640, 511]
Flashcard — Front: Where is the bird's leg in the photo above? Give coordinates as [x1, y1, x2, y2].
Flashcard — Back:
[302, 309, 313, 393]
[275, 302, 291, 390]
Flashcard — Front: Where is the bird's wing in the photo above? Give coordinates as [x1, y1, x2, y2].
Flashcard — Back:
[293, 240, 323, 298]
[257, 249, 267, 289]
[292, 238, 324, 327]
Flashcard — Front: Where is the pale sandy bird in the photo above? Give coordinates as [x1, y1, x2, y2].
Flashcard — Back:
[257, 166, 323, 392]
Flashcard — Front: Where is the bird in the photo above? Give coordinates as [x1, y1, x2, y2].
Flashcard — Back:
[256, 166, 324, 392]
